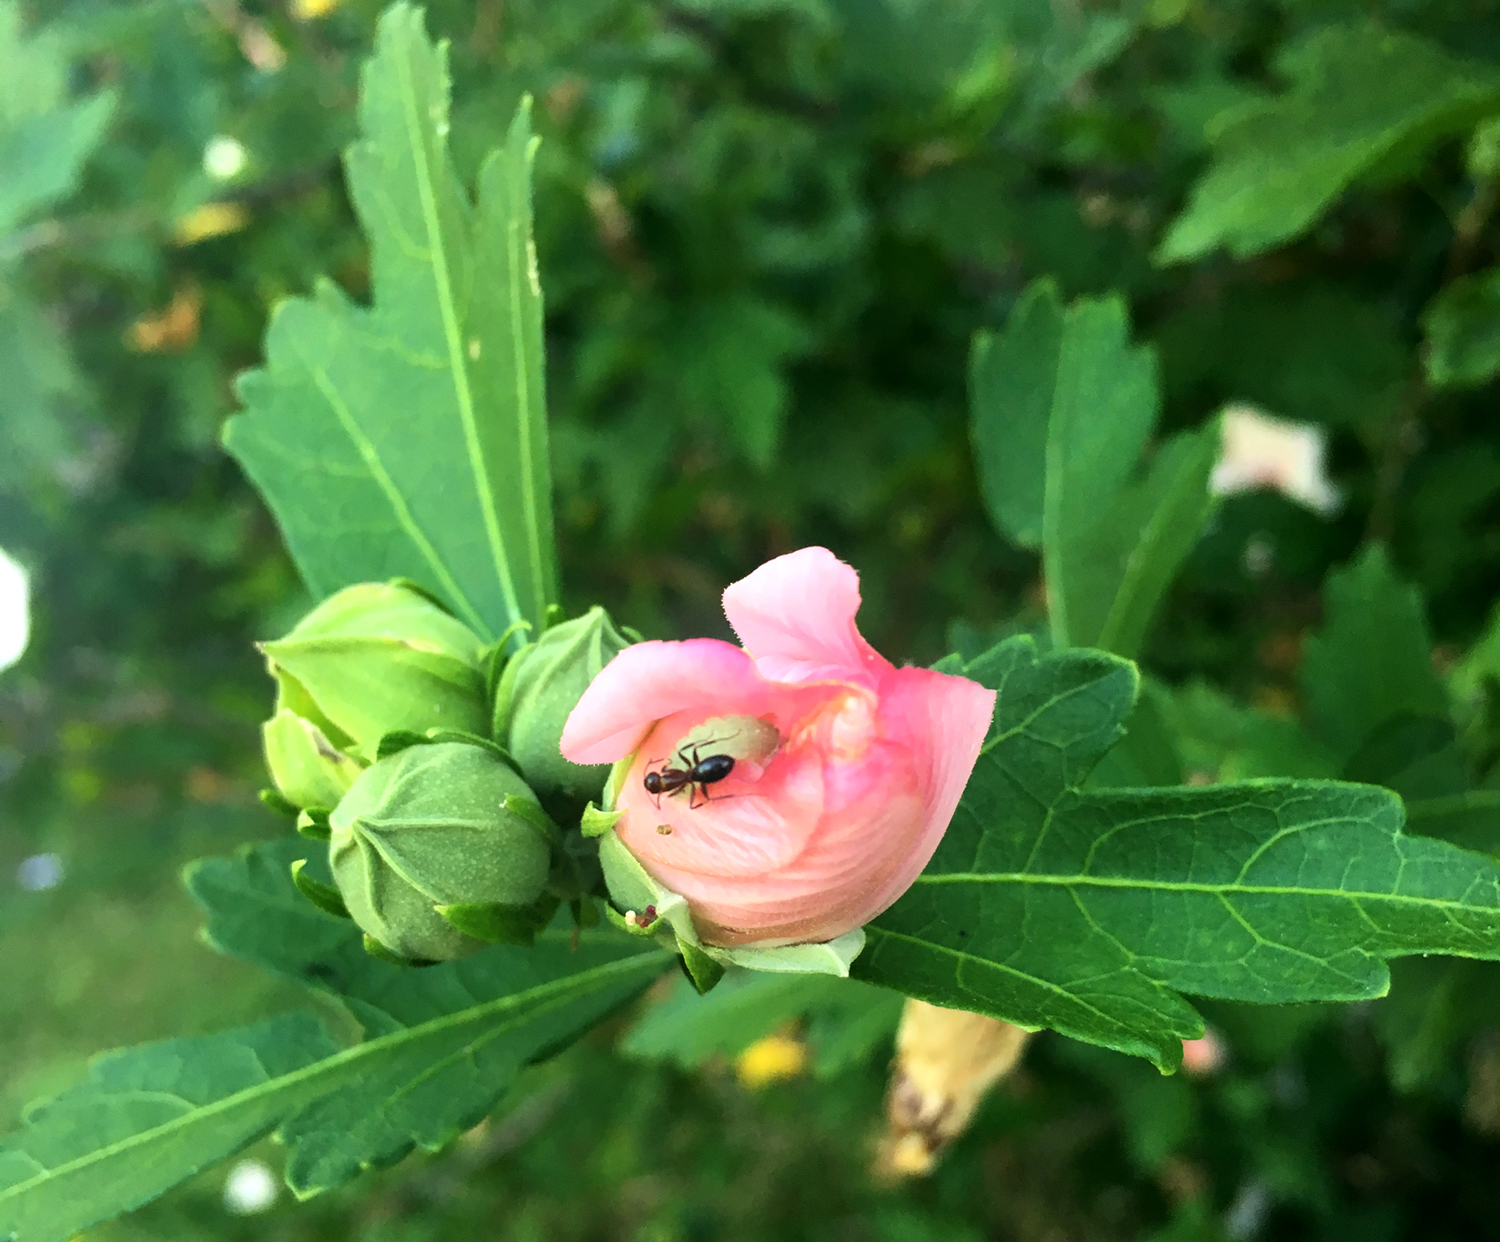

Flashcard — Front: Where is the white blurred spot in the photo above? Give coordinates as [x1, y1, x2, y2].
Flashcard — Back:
[223, 1159, 279, 1214]
[1211, 404, 1342, 516]
[1243, 536, 1274, 578]
[203, 136, 249, 182]
[16, 854, 64, 891]
[0, 548, 29, 673]
[1224, 1179, 1273, 1240]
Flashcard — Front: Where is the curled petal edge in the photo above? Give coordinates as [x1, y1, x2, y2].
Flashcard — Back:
[598, 831, 865, 988]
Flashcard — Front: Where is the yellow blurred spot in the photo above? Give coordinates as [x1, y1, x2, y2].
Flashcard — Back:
[185, 766, 229, 803]
[174, 202, 250, 246]
[127, 285, 202, 353]
[735, 1034, 807, 1089]
[291, 0, 341, 18]
[1251, 685, 1298, 718]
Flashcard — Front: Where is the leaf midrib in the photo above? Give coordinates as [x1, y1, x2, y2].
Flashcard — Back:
[305, 359, 486, 636]
[0, 952, 661, 1207]
[392, 30, 521, 636]
[912, 871, 1494, 911]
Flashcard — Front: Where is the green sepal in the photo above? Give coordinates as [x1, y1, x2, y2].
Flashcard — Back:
[435, 894, 560, 946]
[259, 787, 299, 818]
[680, 943, 726, 994]
[375, 726, 516, 766]
[482, 620, 534, 703]
[290, 858, 350, 919]
[502, 793, 561, 843]
[596, 829, 863, 982]
[581, 803, 623, 839]
[374, 729, 429, 760]
[542, 603, 566, 632]
[296, 809, 332, 842]
[384, 577, 455, 614]
[361, 932, 411, 965]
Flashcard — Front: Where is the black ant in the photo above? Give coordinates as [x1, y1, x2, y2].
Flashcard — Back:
[643, 737, 735, 809]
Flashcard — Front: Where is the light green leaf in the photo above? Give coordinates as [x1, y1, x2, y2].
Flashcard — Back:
[1076, 424, 1220, 658]
[196, 838, 666, 1193]
[855, 637, 1500, 1070]
[0, 1015, 341, 1242]
[225, 3, 556, 643]
[970, 280, 1214, 656]
[1422, 266, 1500, 389]
[1159, 23, 1500, 263]
[0, 1, 115, 236]
[1300, 544, 1447, 763]
[0, 838, 668, 1235]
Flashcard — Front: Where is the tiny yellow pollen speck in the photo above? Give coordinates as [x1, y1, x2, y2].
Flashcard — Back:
[656, 824, 672, 835]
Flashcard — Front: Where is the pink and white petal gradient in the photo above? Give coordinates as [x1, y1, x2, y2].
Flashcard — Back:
[560, 547, 996, 948]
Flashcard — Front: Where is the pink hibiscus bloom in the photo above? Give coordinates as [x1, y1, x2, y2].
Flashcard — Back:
[560, 547, 996, 948]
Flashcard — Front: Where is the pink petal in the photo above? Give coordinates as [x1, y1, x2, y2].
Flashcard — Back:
[721, 547, 884, 684]
[851, 665, 996, 919]
[559, 639, 768, 765]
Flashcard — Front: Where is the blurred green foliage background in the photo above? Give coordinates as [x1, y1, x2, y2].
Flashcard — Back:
[8, 0, 1500, 1238]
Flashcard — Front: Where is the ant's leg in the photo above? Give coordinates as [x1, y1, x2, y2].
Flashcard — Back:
[674, 735, 733, 765]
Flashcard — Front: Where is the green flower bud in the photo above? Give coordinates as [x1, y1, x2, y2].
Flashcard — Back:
[328, 742, 555, 962]
[259, 583, 488, 810]
[263, 709, 363, 811]
[492, 607, 632, 804]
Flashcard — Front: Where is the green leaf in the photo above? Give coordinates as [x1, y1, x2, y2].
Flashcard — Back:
[225, 3, 556, 643]
[184, 838, 669, 1193]
[1159, 23, 1500, 263]
[970, 280, 1214, 656]
[1300, 545, 1447, 763]
[1075, 424, 1220, 658]
[0, 837, 669, 1234]
[855, 637, 1500, 1070]
[0, 285, 85, 502]
[1422, 266, 1500, 389]
[0, 1015, 342, 1242]
[0, 2, 115, 236]
[1166, 681, 1336, 783]
[668, 296, 809, 469]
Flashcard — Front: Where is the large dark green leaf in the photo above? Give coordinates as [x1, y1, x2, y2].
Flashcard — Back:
[225, 3, 556, 642]
[856, 638, 1500, 1070]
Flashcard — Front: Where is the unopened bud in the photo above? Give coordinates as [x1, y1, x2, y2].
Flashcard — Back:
[493, 606, 632, 804]
[328, 741, 555, 962]
[258, 582, 487, 808]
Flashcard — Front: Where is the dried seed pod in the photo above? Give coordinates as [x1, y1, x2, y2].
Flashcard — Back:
[876, 998, 1031, 1179]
